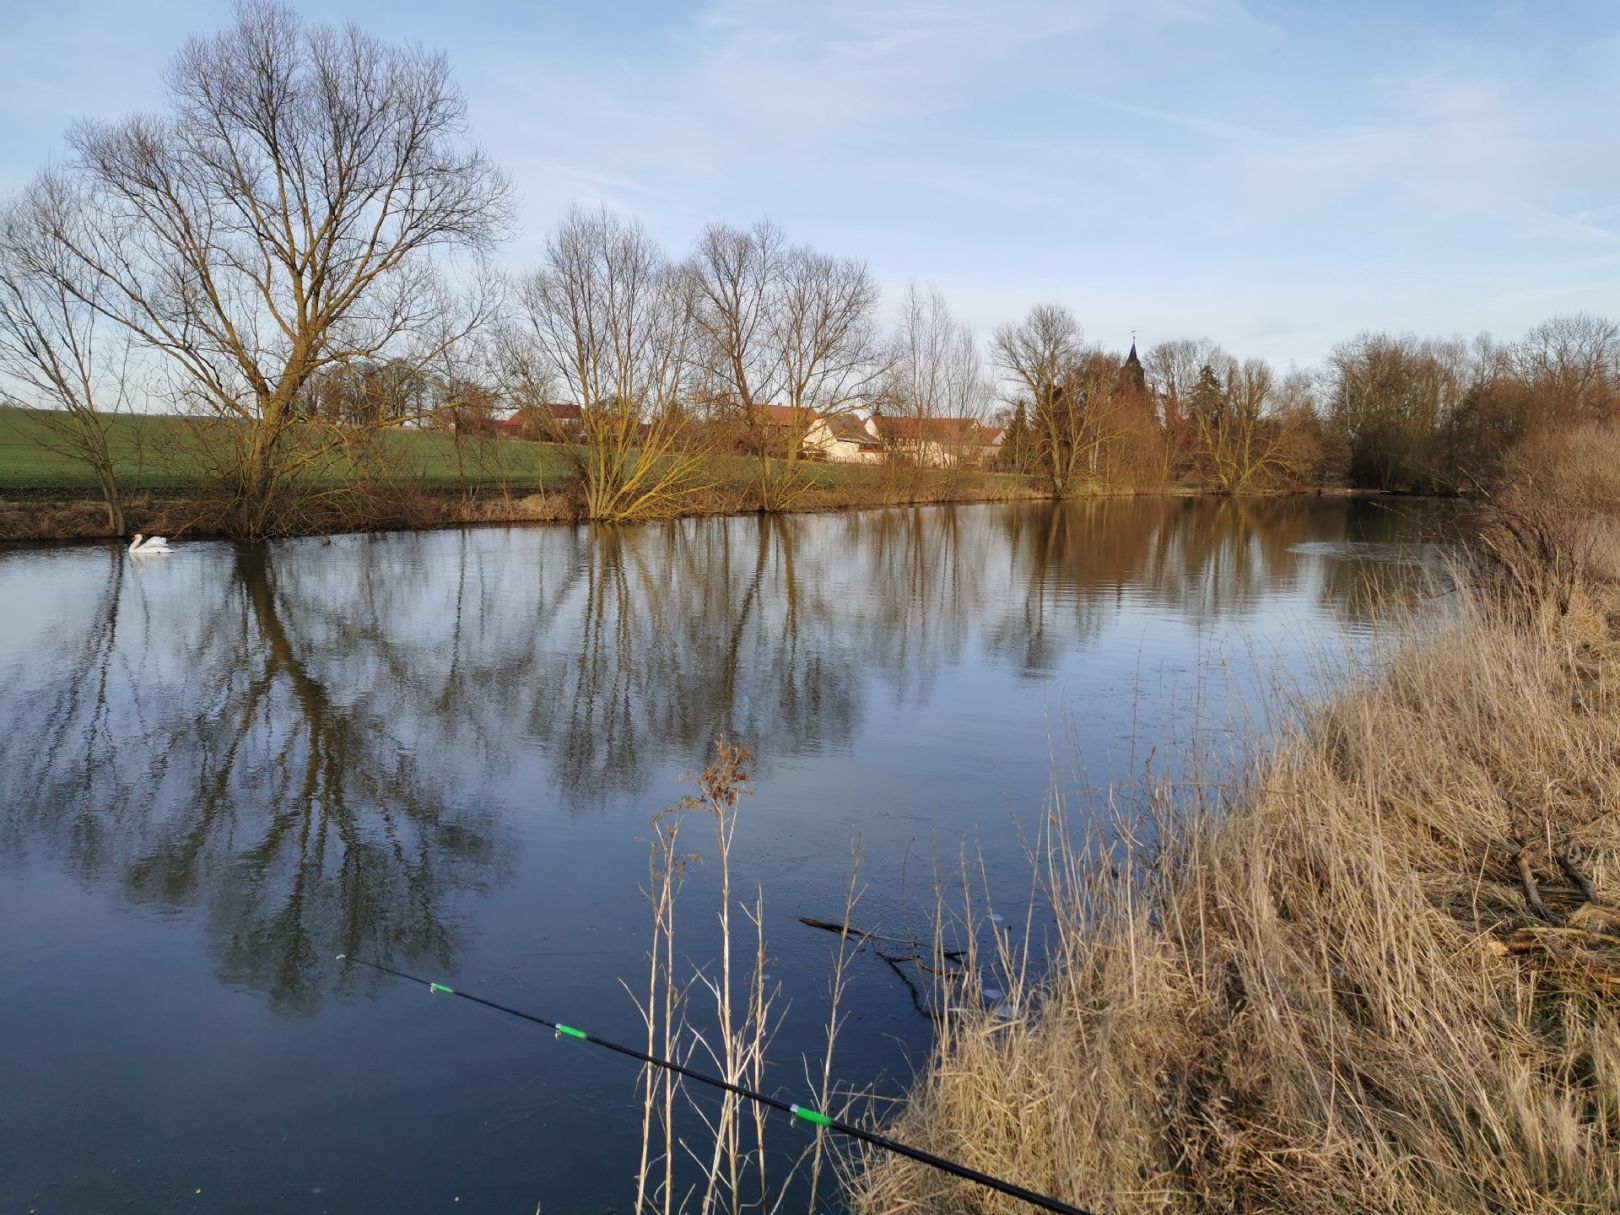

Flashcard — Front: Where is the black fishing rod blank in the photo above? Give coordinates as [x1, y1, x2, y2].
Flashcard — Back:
[338, 954, 1094, 1215]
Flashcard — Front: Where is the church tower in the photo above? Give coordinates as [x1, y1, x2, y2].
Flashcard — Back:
[1122, 332, 1146, 393]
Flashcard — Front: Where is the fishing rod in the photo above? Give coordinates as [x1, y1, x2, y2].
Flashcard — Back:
[338, 954, 1094, 1215]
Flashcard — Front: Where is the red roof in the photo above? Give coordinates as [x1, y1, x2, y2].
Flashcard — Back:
[499, 402, 585, 434]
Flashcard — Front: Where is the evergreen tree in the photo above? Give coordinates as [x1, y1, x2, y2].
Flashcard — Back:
[1002, 400, 1033, 473]
[1189, 364, 1227, 427]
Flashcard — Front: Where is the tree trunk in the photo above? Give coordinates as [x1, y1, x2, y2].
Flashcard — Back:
[241, 419, 279, 539]
[82, 422, 127, 535]
[99, 473, 127, 535]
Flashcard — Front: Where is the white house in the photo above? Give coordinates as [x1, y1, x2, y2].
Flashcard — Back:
[864, 414, 1005, 468]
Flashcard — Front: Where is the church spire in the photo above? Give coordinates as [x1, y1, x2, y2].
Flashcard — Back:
[1123, 330, 1145, 392]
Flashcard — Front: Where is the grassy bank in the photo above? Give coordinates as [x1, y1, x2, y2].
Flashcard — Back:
[853, 427, 1620, 1214]
[0, 404, 1065, 543]
[0, 459, 1050, 544]
[0, 405, 578, 492]
[1, 405, 1391, 544]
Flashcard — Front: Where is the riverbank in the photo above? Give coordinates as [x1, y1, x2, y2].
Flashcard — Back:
[0, 466, 1059, 543]
[0, 476, 1397, 546]
[0, 404, 1392, 544]
[853, 427, 1620, 1214]
[0, 404, 1059, 541]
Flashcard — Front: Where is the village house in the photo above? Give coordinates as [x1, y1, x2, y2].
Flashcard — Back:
[499, 399, 1001, 469]
[756, 404, 998, 467]
[741, 404, 880, 463]
[810, 413, 886, 464]
[864, 413, 1005, 468]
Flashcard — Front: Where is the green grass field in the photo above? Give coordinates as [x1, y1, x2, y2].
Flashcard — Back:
[0, 407, 1042, 523]
[0, 406, 576, 492]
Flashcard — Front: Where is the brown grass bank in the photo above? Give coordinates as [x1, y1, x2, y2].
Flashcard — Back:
[0, 487, 577, 543]
[0, 464, 1053, 544]
[853, 427, 1620, 1215]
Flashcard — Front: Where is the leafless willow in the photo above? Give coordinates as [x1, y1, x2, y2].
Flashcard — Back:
[1200, 358, 1317, 491]
[992, 304, 1082, 494]
[511, 207, 713, 521]
[1145, 336, 1228, 481]
[879, 283, 989, 467]
[993, 306, 1151, 494]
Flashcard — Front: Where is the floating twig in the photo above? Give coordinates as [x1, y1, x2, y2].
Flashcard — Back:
[796, 914, 966, 961]
[798, 914, 978, 1021]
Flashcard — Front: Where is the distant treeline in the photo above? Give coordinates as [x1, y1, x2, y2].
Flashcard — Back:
[989, 312, 1620, 496]
[1, 3, 1615, 534]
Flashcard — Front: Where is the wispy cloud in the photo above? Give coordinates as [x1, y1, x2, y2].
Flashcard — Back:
[2, 0, 1617, 365]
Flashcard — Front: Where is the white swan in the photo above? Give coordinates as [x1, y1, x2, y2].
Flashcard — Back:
[128, 533, 173, 555]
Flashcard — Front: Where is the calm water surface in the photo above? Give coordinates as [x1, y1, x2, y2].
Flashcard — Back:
[0, 497, 1463, 1213]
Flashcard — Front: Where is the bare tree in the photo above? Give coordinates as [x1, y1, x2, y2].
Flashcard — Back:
[889, 283, 986, 421]
[1275, 365, 1341, 484]
[0, 181, 139, 532]
[514, 207, 710, 521]
[884, 282, 988, 466]
[1186, 356, 1319, 492]
[1153, 351, 1332, 493]
[992, 304, 1090, 495]
[767, 246, 881, 504]
[25, 1, 512, 535]
[1510, 313, 1620, 428]
[1061, 348, 1155, 488]
[687, 223, 880, 510]
[1326, 333, 1471, 491]
[687, 221, 787, 420]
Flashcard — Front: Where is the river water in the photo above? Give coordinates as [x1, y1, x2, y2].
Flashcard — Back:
[0, 496, 1463, 1213]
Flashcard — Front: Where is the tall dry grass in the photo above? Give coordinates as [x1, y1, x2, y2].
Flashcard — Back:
[1480, 422, 1620, 611]
[853, 429, 1620, 1214]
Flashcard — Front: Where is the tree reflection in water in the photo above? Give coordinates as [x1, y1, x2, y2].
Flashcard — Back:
[3, 543, 503, 1012]
[0, 497, 1461, 1013]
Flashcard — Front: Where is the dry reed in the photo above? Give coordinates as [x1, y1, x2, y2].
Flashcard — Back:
[633, 743, 862, 1215]
[852, 429, 1620, 1215]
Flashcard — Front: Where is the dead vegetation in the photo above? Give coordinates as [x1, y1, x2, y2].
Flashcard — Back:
[0, 463, 1050, 544]
[634, 743, 863, 1215]
[852, 428, 1620, 1215]
[0, 486, 580, 543]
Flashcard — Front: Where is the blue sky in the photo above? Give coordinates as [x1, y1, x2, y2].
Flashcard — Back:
[3, 0, 1616, 366]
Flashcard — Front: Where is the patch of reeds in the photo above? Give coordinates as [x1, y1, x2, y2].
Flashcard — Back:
[1479, 423, 1620, 614]
[633, 743, 863, 1215]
